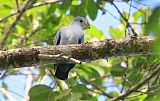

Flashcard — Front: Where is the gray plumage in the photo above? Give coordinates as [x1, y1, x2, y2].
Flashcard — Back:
[54, 16, 90, 80]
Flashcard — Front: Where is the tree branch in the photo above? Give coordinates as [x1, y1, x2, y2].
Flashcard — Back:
[0, 36, 155, 70]
[0, 0, 33, 48]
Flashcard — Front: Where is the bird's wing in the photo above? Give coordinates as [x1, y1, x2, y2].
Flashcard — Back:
[78, 35, 84, 44]
[54, 30, 61, 45]
[80, 35, 84, 43]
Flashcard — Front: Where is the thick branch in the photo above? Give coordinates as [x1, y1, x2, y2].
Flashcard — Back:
[0, 36, 156, 70]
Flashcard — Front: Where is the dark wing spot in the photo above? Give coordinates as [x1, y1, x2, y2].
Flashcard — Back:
[56, 33, 61, 45]
[78, 38, 81, 44]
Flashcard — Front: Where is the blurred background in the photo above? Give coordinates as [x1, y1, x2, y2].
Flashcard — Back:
[0, 0, 160, 101]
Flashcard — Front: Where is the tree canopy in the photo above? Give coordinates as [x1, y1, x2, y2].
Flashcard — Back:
[0, 0, 160, 101]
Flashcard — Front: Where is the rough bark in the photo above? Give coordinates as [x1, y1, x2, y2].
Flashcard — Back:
[0, 36, 156, 70]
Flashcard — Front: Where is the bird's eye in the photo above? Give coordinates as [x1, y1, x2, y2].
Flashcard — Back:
[80, 20, 83, 23]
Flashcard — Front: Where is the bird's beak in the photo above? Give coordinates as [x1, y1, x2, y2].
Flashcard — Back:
[87, 21, 90, 29]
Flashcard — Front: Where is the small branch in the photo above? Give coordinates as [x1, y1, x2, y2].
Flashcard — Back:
[111, 2, 137, 36]
[111, 64, 160, 101]
[0, 88, 15, 101]
[12, 27, 40, 47]
[24, 68, 33, 101]
[16, 0, 20, 13]
[8, 89, 24, 98]
[49, 70, 63, 91]
[38, 54, 82, 64]
[0, 0, 59, 22]
[77, 73, 112, 98]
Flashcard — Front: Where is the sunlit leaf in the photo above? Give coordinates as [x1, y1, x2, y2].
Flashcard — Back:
[85, 26, 106, 41]
[145, 6, 160, 34]
[109, 26, 125, 39]
[29, 85, 54, 101]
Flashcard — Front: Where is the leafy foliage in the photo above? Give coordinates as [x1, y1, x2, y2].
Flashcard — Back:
[0, 0, 160, 101]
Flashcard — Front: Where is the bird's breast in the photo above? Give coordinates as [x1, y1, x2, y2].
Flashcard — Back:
[60, 29, 83, 44]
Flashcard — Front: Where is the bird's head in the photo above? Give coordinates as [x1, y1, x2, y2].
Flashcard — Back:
[70, 16, 90, 29]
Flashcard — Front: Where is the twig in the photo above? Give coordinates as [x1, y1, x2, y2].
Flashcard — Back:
[0, 0, 33, 48]
[49, 70, 63, 91]
[121, 57, 129, 93]
[16, 0, 20, 13]
[77, 73, 112, 98]
[96, 2, 124, 25]
[61, 56, 82, 64]
[127, 61, 145, 91]
[38, 54, 82, 64]
[0, 70, 8, 79]
[111, 64, 160, 101]
[8, 89, 24, 98]
[13, 27, 40, 46]
[126, 89, 160, 99]
[128, 0, 132, 19]
[24, 68, 33, 101]
[0, 0, 59, 22]
[129, 22, 146, 25]
[133, 1, 148, 6]
[0, 88, 15, 101]
[103, 9, 124, 24]
[111, 2, 137, 36]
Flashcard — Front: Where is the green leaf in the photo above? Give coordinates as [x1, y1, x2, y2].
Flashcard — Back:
[70, 2, 86, 17]
[126, 94, 147, 101]
[143, 93, 160, 101]
[2, 82, 8, 90]
[81, 94, 92, 100]
[110, 60, 125, 77]
[109, 26, 125, 39]
[85, 25, 106, 41]
[132, 56, 147, 69]
[127, 71, 143, 85]
[2, 4, 12, 9]
[59, 0, 72, 13]
[71, 84, 88, 93]
[30, 0, 38, 4]
[77, 64, 100, 79]
[69, 92, 82, 101]
[72, 0, 81, 5]
[87, 0, 98, 20]
[7, 69, 19, 74]
[111, 66, 125, 77]
[54, 89, 71, 101]
[29, 85, 54, 101]
[145, 6, 160, 34]
[133, 8, 146, 22]
[65, 77, 77, 87]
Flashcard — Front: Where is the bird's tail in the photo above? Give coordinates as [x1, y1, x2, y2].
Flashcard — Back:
[54, 64, 75, 80]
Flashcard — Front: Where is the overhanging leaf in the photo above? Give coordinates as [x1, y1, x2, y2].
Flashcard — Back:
[145, 6, 160, 34]
[87, 0, 98, 20]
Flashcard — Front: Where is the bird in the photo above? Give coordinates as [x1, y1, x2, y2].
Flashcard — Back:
[54, 16, 90, 80]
